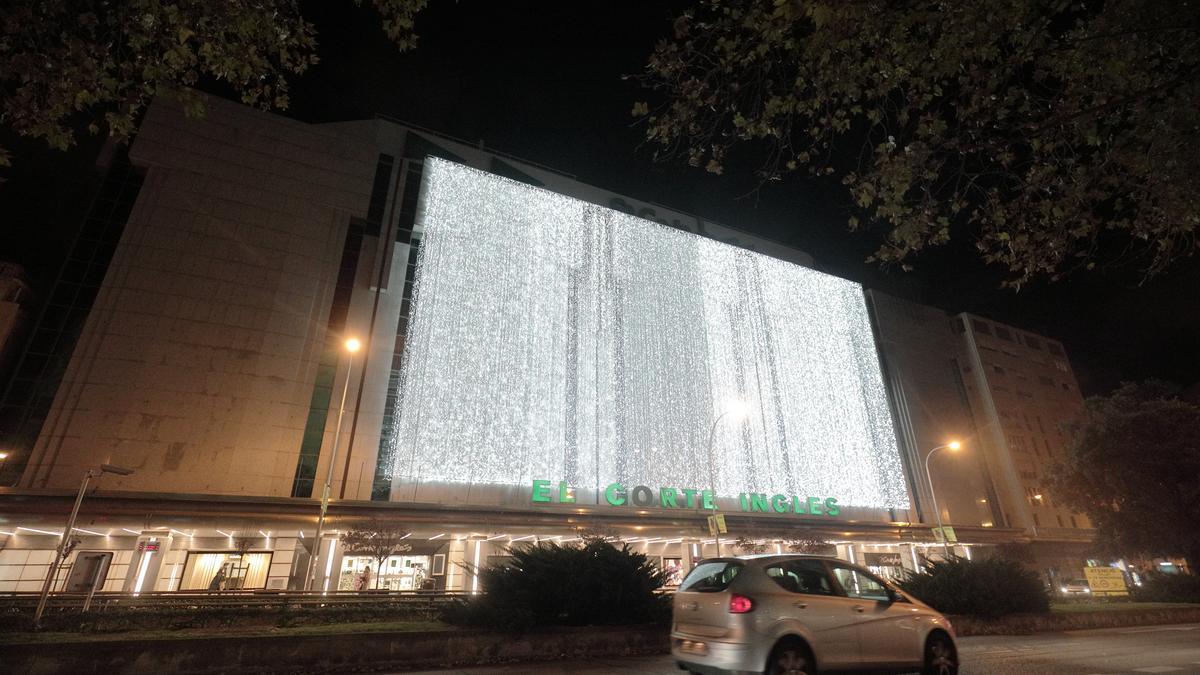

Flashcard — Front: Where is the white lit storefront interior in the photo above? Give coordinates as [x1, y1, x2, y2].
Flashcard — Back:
[0, 512, 1005, 595]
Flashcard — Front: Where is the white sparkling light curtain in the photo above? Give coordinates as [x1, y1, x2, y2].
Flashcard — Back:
[388, 157, 908, 509]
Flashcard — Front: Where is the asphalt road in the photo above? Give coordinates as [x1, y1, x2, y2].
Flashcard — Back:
[402, 623, 1200, 674]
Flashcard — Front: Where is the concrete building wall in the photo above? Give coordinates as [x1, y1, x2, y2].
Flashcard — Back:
[20, 95, 377, 495]
[954, 313, 1091, 537]
[867, 292, 996, 529]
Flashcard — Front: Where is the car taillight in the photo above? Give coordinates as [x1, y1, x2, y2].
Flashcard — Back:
[728, 594, 754, 613]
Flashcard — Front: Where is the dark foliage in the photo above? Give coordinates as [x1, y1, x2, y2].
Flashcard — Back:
[898, 556, 1049, 618]
[1050, 382, 1200, 572]
[444, 540, 669, 630]
[1130, 572, 1200, 604]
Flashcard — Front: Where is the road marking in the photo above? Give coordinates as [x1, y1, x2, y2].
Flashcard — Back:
[1133, 667, 1184, 673]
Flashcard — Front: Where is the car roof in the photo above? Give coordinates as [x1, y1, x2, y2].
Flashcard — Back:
[708, 553, 840, 563]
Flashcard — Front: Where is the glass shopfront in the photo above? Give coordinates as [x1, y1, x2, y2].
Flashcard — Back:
[339, 554, 432, 590]
[180, 552, 272, 590]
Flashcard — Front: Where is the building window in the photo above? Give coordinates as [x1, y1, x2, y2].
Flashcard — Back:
[1033, 513, 1041, 527]
[992, 365, 1005, 375]
[1070, 515, 1079, 528]
[972, 319, 992, 335]
[1024, 335, 1043, 350]
[1048, 343, 1065, 357]
[1056, 514, 1064, 527]
[180, 552, 272, 590]
[1038, 375, 1054, 386]
[994, 326, 1014, 341]
[290, 219, 367, 498]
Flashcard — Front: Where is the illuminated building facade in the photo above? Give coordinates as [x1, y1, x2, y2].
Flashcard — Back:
[0, 95, 1074, 594]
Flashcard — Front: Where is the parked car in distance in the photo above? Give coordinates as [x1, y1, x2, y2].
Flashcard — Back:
[1059, 578, 1091, 596]
[672, 554, 957, 675]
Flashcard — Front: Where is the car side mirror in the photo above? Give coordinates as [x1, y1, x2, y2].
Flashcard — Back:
[887, 589, 907, 603]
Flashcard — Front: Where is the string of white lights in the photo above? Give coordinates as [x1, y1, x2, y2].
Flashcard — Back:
[388, 157, 908, 509]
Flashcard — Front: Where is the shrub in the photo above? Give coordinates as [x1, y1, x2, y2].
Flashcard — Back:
[1131, 572, 1200, 604]
[444, 540, 670, 630]
[898, 556, 1049, 617]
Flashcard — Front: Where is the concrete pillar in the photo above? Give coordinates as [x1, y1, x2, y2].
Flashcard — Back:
[443, 539, 468, 591]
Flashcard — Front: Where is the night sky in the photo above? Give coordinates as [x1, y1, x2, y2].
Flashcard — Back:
[2, 0, 1197, 396]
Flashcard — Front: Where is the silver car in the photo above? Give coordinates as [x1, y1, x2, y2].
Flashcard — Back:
[671, 554, 958, 675]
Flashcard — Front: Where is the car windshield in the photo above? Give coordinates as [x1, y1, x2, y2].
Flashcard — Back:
[679, 561, 743, 592]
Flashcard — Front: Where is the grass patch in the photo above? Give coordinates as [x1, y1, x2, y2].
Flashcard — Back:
[1050, 600, 1200, 613]
[0, 619, 453, 645]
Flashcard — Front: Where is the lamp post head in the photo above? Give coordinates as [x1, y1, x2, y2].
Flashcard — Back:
[947, 440, 962, 451]
[0, 451, 8, 460]
[345, 337, 361, 353]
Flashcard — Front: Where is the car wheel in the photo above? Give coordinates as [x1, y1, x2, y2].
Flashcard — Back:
[922, 632, 958, 675]
[767, 639, 816, 675]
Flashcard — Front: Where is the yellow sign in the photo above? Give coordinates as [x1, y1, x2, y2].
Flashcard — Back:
[1084, 567, 1128, 596]
[707, 514, 727, 536]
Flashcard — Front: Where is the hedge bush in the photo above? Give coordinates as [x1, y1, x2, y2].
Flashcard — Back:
[898, 556, 1049, 617]
[444, 540, 669, 630]
[1131, 572, 1200, 604]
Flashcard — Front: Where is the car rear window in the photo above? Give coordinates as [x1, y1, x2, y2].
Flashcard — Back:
[679, 561, 743, 592]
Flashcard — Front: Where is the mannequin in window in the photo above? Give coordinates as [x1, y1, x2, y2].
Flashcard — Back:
[208, 565, 227, 591]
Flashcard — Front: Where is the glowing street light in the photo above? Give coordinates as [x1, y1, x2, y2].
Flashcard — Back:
[706, 399, 749, 558]
[924, 441, 961, 558]
[305, 336, 362, 591]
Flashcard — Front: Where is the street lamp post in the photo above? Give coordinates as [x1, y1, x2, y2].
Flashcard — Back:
[33, 463, 134, 627]
[923, 441, 961, 559]
[305, 337, 361, 591]
[705, 400, 748, 559]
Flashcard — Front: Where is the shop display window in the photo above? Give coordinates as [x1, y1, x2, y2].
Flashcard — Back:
[180, 552, 272, 590]
[340, 554, 432, 590]
[661, 557, 684, 586]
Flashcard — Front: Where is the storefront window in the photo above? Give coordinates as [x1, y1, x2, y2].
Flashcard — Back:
[662, 557, 684, 586]
[340, 555, 432, 590]
[180, 552, 272, 590]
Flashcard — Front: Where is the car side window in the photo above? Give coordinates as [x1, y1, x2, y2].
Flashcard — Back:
[829, 563, 891, 602]
[765, 560, 836, 596]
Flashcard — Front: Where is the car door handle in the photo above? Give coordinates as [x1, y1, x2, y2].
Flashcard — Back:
[793, 602, 808, 609]
[853, 605, 865, 613]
